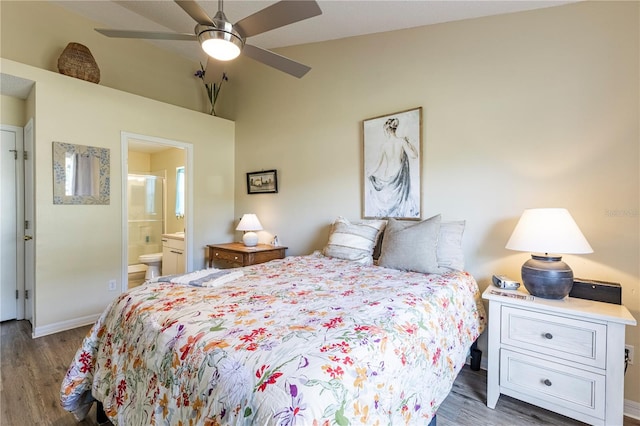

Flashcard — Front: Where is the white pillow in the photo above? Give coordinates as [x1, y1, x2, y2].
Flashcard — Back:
[322, 217, 386, 265]
[437, 220, 465, 271]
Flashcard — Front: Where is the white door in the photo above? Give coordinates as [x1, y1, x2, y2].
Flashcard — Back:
[1, 126, 23, 322]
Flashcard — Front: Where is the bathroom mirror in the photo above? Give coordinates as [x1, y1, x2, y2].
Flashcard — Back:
[53, 141, 110, 204]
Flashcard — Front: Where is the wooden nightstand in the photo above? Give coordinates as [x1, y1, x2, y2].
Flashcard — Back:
[482, 286, 636, 426]
[207, 242, 287, 268]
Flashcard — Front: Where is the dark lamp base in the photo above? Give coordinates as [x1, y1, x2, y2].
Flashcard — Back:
[521, 254, 574, 300]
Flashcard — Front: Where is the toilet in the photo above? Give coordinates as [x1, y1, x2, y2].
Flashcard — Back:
[138, 253, 163, 280]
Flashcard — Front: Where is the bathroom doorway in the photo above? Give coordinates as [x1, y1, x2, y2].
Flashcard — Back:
[121, 132, 193, 290]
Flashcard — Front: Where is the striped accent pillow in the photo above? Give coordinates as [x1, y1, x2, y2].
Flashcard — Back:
[322, 217, 386, 265]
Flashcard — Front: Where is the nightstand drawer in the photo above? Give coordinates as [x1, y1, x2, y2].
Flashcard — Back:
[500, 349, 605, 420]
[501, 306, 606, 368]
[211, 249, 243, 264]
[207, 243, 287, 268]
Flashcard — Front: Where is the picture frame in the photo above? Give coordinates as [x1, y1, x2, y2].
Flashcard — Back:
[247, 169, 278, 194]
[52, 141, 110, 205]
[362, 107, 422, 219]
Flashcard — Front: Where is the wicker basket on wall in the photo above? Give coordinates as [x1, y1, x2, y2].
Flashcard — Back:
[57, 42, 100, 84]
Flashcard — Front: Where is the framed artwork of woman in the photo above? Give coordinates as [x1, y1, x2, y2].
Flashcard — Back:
[363, 107, 422, 219]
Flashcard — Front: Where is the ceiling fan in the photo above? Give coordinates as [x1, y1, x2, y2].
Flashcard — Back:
[95, 0, 322, 82]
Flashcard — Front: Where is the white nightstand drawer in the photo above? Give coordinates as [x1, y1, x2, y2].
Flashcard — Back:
[500, 349, 605, 420]
[501, 306, 606, 368]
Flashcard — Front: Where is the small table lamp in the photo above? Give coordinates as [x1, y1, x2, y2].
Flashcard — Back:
[505, 208, 593, 299]
[236, 213, 263, 247]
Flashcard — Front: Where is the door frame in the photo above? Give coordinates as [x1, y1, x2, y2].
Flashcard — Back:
[23, 119, 34, 323]
[120, 132, 194, 291]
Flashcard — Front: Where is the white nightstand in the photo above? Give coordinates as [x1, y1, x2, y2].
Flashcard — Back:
[482, 286, 636, 426]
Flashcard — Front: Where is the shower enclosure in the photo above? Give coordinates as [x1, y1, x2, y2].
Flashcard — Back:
[127, 173, 165, 265]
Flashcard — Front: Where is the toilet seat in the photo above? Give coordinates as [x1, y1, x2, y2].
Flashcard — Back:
[139, 253, 162, 263]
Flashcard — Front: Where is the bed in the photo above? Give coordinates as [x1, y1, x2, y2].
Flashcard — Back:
[61, 216, 486, 425]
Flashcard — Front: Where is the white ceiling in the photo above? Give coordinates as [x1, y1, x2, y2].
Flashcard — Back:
[2, 1, 575, 99]
[52, 0, 575, 65]
[0, 74, 35, 100]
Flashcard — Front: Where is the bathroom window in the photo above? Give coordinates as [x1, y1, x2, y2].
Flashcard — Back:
[175, 166, 185, 219]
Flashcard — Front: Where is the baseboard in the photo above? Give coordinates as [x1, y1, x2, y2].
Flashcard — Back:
[625, 399, 640, 420]
[32, 313, 100, 338]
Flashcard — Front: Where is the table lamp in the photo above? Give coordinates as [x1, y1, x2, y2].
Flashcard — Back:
[236, 214, 263, 247]
[505, 208, 593, 299]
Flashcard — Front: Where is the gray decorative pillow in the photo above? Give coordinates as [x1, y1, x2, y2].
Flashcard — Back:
[322, 217, 386, 265]
[437, 220, 465, 271]
[378, 215, 442, 274]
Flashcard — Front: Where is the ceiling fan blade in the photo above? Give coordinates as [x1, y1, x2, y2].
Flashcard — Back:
[242, 44, 311, 78]
[175, 0, 214, 26]
[235, 0, 322, 38]
[96, 28, 196, 41]
[203, 57, 226, 84]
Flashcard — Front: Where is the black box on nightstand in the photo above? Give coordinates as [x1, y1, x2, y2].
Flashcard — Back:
[570, 278, 622, 305]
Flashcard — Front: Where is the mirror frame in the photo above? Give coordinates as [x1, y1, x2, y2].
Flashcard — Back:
[52, 141, 110, 205]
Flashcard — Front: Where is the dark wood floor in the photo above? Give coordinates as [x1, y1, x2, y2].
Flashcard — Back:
[1, 319, 639, 426]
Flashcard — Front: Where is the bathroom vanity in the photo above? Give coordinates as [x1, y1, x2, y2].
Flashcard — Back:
[162, 233, 185, 275]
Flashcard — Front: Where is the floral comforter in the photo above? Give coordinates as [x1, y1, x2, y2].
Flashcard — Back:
[61, 254, 486, 425]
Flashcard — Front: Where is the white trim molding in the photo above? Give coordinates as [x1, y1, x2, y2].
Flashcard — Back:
[625, 399, 640, 421]
[32, 313, 100, 338]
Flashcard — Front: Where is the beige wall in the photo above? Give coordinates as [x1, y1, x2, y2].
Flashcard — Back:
[151, 147, 186, 234]
[0, 95, 26, 126]
[0, 1, 211, 113]
[127, 148, 187, 235]
[128, 151, 151, 173]
[1, 0, 638, 410]
[228, 2, 640, 404]
[1, 59, 235, 337]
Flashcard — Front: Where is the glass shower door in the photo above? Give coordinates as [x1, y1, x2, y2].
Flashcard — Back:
[127, 174, 164, 265]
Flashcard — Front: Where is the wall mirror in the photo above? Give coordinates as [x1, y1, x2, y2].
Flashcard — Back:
[53, 141, 110, 205]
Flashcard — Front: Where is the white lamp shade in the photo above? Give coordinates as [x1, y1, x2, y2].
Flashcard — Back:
[237, 214, 262, 247]
[236, 214, 263, 232]
[505, 208, 593, 254]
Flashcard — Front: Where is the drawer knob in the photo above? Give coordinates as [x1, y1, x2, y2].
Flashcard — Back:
[543, 332, 553, 339]
[543, 379, 552, 387]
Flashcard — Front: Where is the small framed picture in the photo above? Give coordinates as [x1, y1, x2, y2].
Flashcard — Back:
[247, 170, 278, 194]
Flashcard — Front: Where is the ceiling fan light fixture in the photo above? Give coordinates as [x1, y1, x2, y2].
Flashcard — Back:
[97, 0, 321, 77]
[197, 23, 243, 61]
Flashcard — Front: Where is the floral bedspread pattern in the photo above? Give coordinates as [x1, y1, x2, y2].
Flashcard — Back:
[61, 254, 486, 425]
